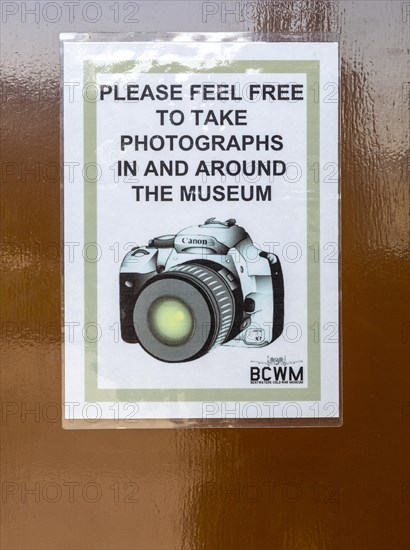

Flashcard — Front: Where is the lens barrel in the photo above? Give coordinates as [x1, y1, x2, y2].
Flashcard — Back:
[133, 262, 238, 363]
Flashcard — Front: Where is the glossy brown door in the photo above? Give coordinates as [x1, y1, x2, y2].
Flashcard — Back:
[1, 1, 409, 549]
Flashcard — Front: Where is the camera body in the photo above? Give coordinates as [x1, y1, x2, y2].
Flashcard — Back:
[120, 218, 284, 363]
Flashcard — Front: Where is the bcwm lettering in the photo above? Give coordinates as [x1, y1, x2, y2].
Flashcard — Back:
[250, 364, 304, 384]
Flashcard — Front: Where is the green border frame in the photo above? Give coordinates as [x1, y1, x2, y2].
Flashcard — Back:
[83, 59, 320, 402]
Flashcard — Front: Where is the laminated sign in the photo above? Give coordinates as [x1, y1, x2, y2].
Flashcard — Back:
[61, 34, 340, 428]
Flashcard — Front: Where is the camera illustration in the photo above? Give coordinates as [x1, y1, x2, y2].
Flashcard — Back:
[120, 218, 284, 363]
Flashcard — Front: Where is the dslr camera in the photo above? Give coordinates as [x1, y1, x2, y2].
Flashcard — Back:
[120, 218, 284, 363]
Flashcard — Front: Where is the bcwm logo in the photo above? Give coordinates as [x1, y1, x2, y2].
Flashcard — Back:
[250, 357, 304, 384]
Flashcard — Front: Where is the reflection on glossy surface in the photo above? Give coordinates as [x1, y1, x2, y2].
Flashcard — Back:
[1, 1, 409, 549]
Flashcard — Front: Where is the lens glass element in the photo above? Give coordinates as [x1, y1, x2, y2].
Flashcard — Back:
[148, 297, 194, 346]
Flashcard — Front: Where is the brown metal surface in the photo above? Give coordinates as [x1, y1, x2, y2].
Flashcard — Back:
[1, 1, 409, 549]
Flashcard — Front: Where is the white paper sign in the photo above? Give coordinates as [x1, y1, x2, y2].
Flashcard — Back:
[62, 36, 340, 426]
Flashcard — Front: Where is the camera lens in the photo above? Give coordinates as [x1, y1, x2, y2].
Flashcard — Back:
[133, 262, 241, 362]
[148, 297, 194, 346]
